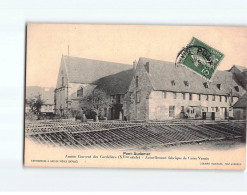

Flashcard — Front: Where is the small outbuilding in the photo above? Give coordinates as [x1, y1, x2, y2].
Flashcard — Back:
[233, 92, 247, 120]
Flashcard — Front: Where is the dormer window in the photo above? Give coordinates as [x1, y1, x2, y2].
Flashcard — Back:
[234, 86, 239, 92]
[203, 82, 208, 88]
[77, 88, 83, 97]
[217, 84, 221, 90]
[171, 80, 176, 86]
[184, 81, 189, 87]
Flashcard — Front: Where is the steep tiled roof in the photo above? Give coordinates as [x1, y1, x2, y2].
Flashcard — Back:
[26, 86, 43, 99]
[63, 55, 131, 84]
[93, 69, 134, 95]
[139, 57, 246, 97]
[233, 92, 247, 108]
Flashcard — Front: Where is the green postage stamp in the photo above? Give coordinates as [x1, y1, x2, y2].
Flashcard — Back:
[177, 37, 224, 81]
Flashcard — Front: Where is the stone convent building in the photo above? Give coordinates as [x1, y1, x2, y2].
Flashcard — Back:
[54, 55, 132, 117]
[55, 55, 246, 121]
[125, 57, 246, 121]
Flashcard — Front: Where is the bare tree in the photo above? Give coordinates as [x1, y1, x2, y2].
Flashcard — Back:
[80, 89, 111, 121]
[26, 95, 44, 119]
[26, 98, 36, 113]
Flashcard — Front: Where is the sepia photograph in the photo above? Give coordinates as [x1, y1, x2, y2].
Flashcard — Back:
[24, 24, 246, 169]
[2, 0, 247, 192]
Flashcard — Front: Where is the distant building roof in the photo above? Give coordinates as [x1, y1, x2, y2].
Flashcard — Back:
[93, 69, 134, 95]
[26, 86, 55, 105]
[62, 55, 132, 84]
[43, 97, 54, 105]
[139, 57, 246, 97]
[233, 92, 247, 108]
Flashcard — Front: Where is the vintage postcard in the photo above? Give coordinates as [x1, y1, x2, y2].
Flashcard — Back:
[25, 24, 247, 170]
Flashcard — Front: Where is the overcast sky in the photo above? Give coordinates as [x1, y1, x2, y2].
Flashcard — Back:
[26, 24, 247, 87]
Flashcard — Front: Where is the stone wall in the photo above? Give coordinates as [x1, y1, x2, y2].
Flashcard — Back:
[55, 58, 69, 115]
[55, 58, 97, 115]
[233, 108, 246, 120]
[149, 91, 239, 120]
[41, 104, 54, 113]
[126, 61, 153, 121]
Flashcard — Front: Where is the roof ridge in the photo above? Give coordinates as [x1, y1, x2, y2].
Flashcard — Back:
[140, 57, 231, 73]
[61, 55, 132, 84]
[139, 57, 174, 64]
[63, 55, 131, 66]
[92, 68, 133, 83]
[138, 57, 245, 96]
[235, 64, 247, 68]
[94, 69, 134, 95]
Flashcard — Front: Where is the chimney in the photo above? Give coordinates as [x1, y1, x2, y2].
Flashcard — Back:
[145, 62, 149, 73]
[133, 60, 137, 70]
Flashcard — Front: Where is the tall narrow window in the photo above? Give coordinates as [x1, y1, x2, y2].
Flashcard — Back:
[129, 92, 133, 103]
[220, 96, 222, 102]
[136, 76, 139, 88]
[62, 77, 64, 87]
[189, 93, 193, 100]
[110, 95, 115, 103]
[173, 92, 177, 99]
[206, 95, 209, 101]
[225, 96, 227, 102]
[182, 93, 186, 100]
[169, 106, 175, 117]
[212, 95, 215, 101]
[116, 95, 121, 104]
[163, 91, 167, 99]
[198, 94, 201, 100]
[136, 91, 141, 103]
